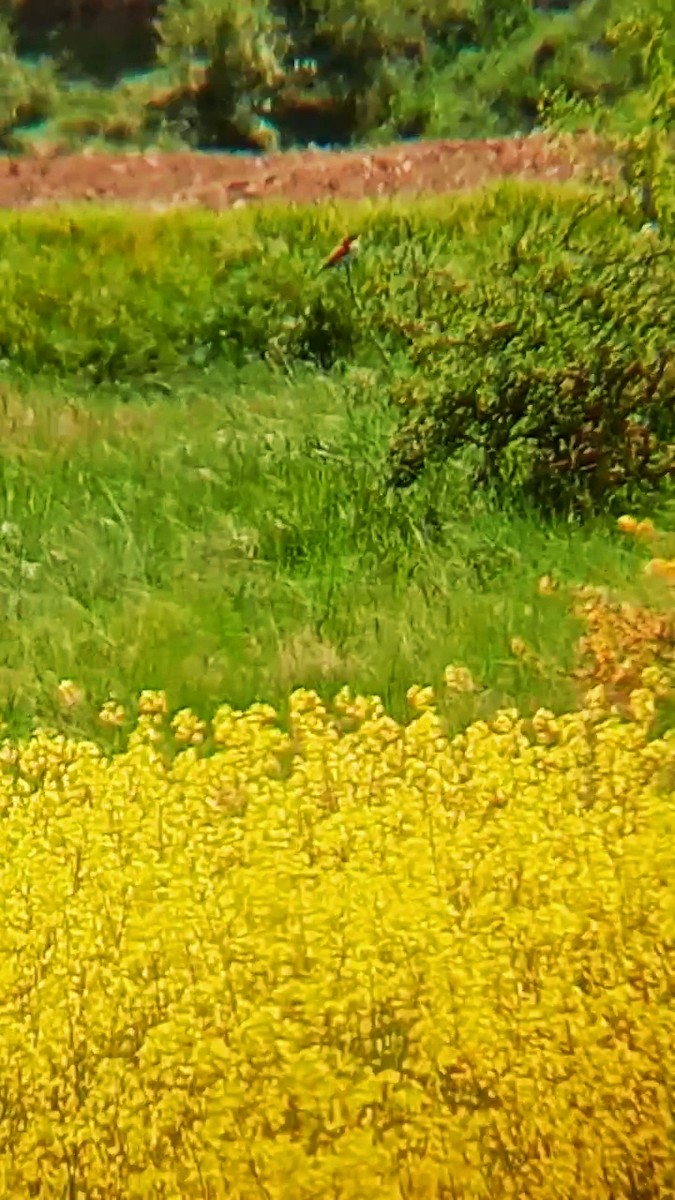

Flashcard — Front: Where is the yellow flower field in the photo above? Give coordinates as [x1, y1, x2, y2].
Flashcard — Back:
[0, 683, 673, 1198]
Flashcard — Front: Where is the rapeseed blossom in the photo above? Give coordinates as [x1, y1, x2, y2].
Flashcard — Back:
[56, 678, 84, 708]
[0, 683, 671, 1198]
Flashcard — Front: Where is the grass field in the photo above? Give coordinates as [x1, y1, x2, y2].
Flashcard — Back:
[0, 357, 673, 741]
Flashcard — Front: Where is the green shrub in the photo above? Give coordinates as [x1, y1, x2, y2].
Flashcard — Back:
[0, 22, 56, 149]
[385, 202, 675, 513]
[415, 2, 675, 512]
[149, 0, 673, 148]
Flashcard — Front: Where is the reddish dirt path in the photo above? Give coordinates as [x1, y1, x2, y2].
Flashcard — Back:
[0, 134, 603, 209]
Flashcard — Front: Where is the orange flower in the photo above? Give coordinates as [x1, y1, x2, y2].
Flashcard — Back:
[644, 558, 675, 585]
[635, 519, 658, 541]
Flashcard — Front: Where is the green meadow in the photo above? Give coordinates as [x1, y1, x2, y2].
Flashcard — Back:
[0, 182, 672, 738]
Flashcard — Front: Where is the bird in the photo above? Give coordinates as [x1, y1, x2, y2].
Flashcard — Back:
[317, 233, 360, 274]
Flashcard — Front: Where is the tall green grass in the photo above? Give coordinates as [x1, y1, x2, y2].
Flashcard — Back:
[0, 361, 670, 740]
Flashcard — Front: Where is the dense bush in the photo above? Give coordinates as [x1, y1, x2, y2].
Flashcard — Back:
[0, 682, 672, 1196]
[0, 14, 56, 149]
[380, 7, 671, 513]
[385, 198, 675, 512]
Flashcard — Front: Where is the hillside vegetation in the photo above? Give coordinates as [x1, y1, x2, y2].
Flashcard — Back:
[0, 0, 672, 151]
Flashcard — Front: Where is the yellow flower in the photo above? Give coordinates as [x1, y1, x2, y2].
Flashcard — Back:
[582, 684, 610, 716]
[246, 703, 278, 725]
[333, 687, 385, 722]
[537, 574, 558, 596]
[56, 679, 84, 709]
[138, 689, 168, 718]
[617, 514, 639, 534]
[531, 707, 558, 744]
[0, 681, 671, 1189]
[635, 519, 657, 541]
[406, 684, 435, 711]
[443, 665, 477, 694]
[644, 558, 675, 585]
[628, 687, 656, 725]
[640, 666, 670, 698]
[171, 708, 207, 746]
[99, 700, 126, 728]
[489, 788, 508, 807]
[510, 636, 528, 659]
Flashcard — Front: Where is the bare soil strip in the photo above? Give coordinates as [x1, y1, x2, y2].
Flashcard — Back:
[0, 134, 601, 209]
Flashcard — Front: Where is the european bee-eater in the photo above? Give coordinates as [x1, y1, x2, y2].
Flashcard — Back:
[318, 233, 360, 274]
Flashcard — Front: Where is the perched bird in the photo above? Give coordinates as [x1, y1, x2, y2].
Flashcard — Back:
[317, 233, 360, 274]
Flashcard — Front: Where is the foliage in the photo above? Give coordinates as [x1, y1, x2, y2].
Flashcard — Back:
[385, 201, 675, 513]
[0, 17, 56, 149]
[0, 0, 672, 150]
[572, 585, 674, 704]
[0, 681, 671, 1196]
[379, 3, 675, 514]
[155, 0, 289, 150]
[0, 189, 494, 378]
[0, 186, 672, 515]
[0, 192, 671, 743]
[540, 3, 674, 227]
